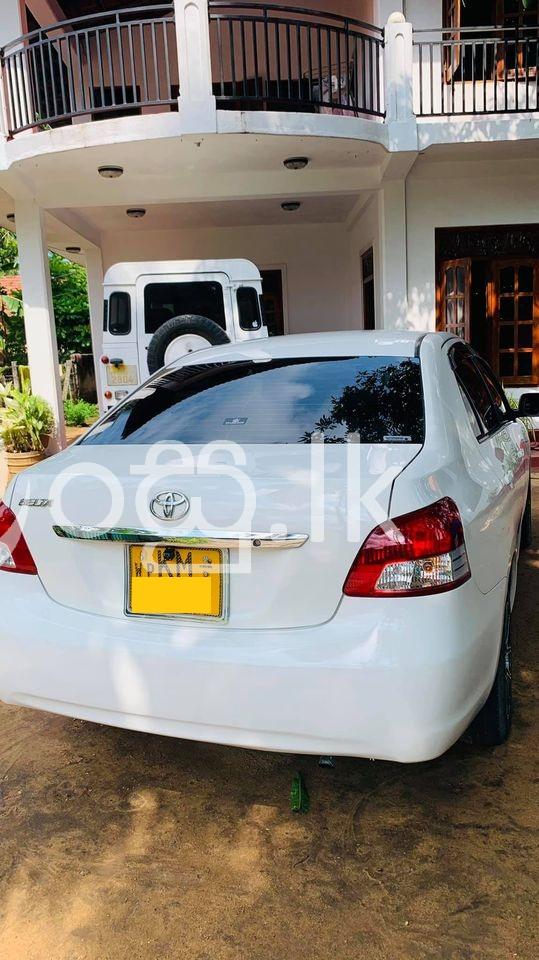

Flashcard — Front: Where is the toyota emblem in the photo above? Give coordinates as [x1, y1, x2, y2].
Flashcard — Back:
[150, 491, 190, 521]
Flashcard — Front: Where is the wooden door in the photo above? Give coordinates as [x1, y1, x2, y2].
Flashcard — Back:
[438, 258, 471, 341]
[443, 0, 462, 80]
[260, 269, 285, 337]
[493, 260, 539, 384]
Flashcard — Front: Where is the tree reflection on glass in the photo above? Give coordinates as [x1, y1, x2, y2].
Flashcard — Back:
[301, 359, 424, 443]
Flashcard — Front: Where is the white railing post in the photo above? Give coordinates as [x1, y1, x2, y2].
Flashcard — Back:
[384, 11, 416, 150]
[173, 0, 217, 131]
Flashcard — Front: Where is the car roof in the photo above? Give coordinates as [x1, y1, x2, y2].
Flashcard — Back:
[176, 330, 446, 368]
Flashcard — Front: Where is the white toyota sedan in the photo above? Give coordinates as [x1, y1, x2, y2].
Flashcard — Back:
[0, 332, 535, 762]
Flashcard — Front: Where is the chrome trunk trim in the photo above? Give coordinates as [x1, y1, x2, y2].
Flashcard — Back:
[52, 526, 309, 549]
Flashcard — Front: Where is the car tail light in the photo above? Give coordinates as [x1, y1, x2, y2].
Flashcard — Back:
[0, 501, 37, 575]
[343, 497, 470, 598]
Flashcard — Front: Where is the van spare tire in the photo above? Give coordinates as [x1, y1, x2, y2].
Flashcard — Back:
[146, 315, 230, 374]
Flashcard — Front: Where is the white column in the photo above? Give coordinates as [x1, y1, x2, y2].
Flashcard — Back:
[15, 199, 66, 451]
[378, 181, 408, 330]
[85, 247, 105, 414]
[384, 12, 417, 152]
[173, 0, 217, 131]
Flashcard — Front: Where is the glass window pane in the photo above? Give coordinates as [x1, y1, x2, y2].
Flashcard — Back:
[143, 282, 226, 335]
[446, 268, 455, 296]
[518, 265, 534, 292]
[453, 350, 503, 433]
[456, 267, 465, 294]
[456, 299, 465, 336]
[499, 353, 514, 378]
[446, 300, 456, 329]
[518, 295, 533, 321]
[82, 356, 425, 446]
[108, 292, 131, 336]
[518, 324, 533, 348]
[518, 353, 532, 377]
[237, 287, 262, 332]
[500, 297, 515, 322]
[499, 324, 515, 349]
[500, 267, 514, 294]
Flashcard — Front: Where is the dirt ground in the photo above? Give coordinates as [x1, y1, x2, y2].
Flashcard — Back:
[0, 486, 537, 960]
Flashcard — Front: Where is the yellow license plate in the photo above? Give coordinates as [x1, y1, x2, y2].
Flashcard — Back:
[107, 364, 138, 386]
[127, 545, 223, 618]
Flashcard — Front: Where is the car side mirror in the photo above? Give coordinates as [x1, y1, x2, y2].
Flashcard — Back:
[517, 393, 539, 418]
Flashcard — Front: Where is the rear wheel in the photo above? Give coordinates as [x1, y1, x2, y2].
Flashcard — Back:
[469, 596, 512, 747]
[147, 315, 230, 374]
[520, 480, 533, 550]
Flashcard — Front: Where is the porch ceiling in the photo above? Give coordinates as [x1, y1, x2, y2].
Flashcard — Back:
[69, 193, 363, 232]
[2, 132, 384, 212]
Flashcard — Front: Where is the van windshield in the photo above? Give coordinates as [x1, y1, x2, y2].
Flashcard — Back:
[83, 356, 424, 446]
[144, 281, 226, 334]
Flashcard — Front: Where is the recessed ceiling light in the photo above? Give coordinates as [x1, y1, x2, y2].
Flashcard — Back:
[126, 208, 146, 218]
[6, 213, 15, 222]
[66, 246, 81, 253]
[98, 164, 124, 179]
[281, 201, 301, 212]
[283, 157, 309, 170]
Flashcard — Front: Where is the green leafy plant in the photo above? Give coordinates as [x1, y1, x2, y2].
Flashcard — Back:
[507, 393, 533, 436]
[0, 385, 54, 453]
[0, 232, 91, 365]
[63, 398, 99, 427]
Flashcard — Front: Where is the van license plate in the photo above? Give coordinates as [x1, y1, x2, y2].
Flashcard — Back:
[107, 364, 138, 386]
[127, 546, 223, 618]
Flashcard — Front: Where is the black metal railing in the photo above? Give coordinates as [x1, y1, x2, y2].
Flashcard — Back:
[0, 4, 177, 135]
[414, 24, 539, 117]
[209, 3, 384, 116]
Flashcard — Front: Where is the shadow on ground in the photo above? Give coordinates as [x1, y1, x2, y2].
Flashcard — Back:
[0, 487, 537, 960]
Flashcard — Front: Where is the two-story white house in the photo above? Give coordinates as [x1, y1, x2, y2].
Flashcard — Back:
[0, 0, 537, 444]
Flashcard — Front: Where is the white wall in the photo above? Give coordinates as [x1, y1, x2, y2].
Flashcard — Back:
[406, 161, 539, 330]
[101, 221, 361, 334]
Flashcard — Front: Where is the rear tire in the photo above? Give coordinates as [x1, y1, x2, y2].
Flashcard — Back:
[520, 480, 533, 550]
[147, 315, 230, 374]
[468, 596, 512, 748]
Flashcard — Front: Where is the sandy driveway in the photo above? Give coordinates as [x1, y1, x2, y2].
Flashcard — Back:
[0, 482, 537, 960]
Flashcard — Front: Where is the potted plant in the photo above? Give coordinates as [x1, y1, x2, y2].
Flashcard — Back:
[0, 385, 54, 479]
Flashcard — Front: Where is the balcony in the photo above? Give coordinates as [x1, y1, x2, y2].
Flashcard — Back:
[0, 4, 178, 135]
[208, 4, 384, 117]
[414, 24, 539, 116]
[0, 5, 537, 140]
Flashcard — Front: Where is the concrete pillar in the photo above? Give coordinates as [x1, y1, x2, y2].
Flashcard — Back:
[384, 12, 417, 152]
[173, 0, 217, 131]
[378, 181, 409, 330]
[85, 247, 105, 413]
[15, 198, 66, 451]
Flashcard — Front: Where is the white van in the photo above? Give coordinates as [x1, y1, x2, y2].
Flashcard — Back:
[100, 259, 268, 409]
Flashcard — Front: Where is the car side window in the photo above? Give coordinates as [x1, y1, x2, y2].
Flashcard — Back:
[450, 347, 504, 438]
[474, 357, 512, 425]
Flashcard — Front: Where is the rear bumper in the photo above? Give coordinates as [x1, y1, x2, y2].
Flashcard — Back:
[0, 574, 506, 762]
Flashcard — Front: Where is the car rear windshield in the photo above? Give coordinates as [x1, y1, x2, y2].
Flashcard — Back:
[82, 356, 424, 446]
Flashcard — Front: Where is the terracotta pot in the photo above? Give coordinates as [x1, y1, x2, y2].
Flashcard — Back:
[5, 450, 45, 480]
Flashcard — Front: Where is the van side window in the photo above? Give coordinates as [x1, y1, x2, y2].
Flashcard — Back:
[144, 282, 226, 335]
[108, 292, 131, 336]
[237, 287, 262, 331]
